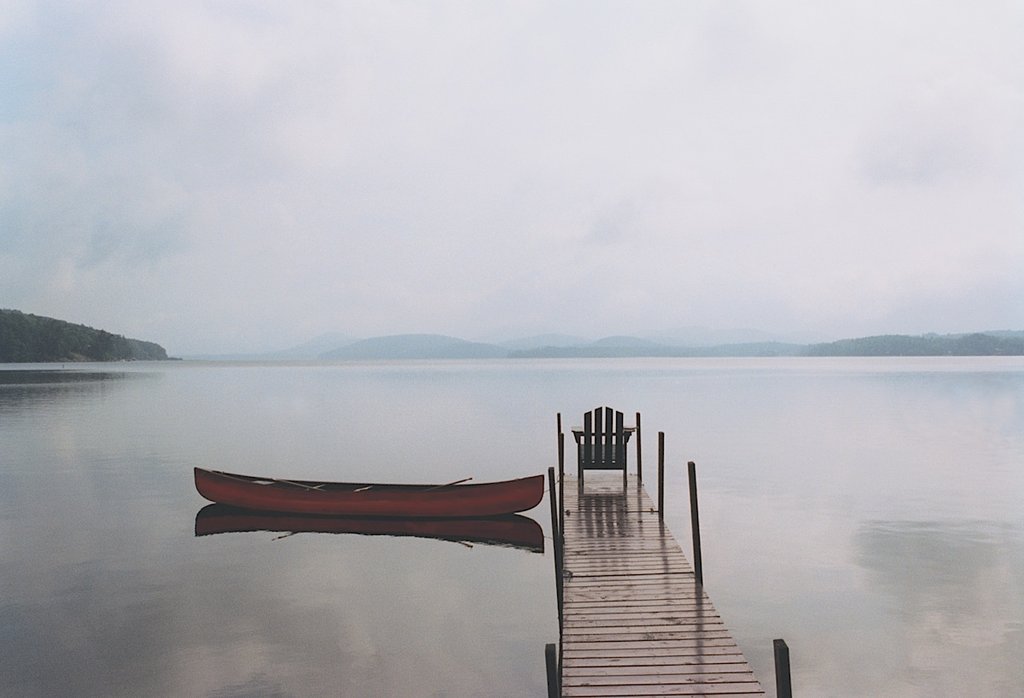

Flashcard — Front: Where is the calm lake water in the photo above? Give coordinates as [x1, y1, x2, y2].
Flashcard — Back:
[2, 358, 1022, 696]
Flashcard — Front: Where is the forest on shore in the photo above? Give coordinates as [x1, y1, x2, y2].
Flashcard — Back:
[0, 310, 168, 362]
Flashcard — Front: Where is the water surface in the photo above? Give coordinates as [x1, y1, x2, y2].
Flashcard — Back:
[1, 358, 1022, 696]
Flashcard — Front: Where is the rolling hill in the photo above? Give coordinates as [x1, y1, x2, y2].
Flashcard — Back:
[0, 310, 169, 362]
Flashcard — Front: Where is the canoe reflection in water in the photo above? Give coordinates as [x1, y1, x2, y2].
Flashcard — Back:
[194, 504, 545, 553]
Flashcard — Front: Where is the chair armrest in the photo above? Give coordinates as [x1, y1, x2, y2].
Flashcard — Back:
[571, 427, 635, 443]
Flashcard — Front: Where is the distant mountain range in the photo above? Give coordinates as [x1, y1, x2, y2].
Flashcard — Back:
[0, 309, 169, 362]
[6, 309, 1019, 364]
[321, 334, 507, 360]
[228, 330, 1024, 361]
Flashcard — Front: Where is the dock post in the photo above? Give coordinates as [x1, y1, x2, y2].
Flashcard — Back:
[545, 642, 559, 698]
[556, 413, 563, 483]
[635, 412, 643, 483]
[657, 431, 665, 518]
[774, 638, 792, 698]
[558, 430, 565, 547]
[556, 412, 562, 457]
[548, 466, 563, 630]
[556, 413, 566, 555]
[688, 461, 703, 586]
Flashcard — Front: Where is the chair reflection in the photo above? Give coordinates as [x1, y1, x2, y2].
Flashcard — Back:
[575, 478, 646, 540]
[194, 504, 545, 553]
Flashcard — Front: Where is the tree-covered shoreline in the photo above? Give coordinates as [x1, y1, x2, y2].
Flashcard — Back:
[508, 332, 1024, 358]
[0, 310, 168, 362]
[805, 332, 1024, 357]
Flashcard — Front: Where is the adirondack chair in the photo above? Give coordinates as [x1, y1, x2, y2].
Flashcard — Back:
[572, 406, 635, 480]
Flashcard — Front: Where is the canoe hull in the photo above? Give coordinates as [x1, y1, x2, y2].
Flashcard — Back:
[193, 468, 545, 518]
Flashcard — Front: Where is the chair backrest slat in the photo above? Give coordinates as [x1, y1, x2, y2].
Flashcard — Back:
[577, 405, 629, 474]
[583, 410, 593, 467]
[614, 409, 625, 465]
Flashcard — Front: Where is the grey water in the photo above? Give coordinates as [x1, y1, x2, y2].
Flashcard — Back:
[1, 358, 1022, 696]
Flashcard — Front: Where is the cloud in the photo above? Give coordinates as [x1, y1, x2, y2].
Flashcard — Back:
[1, 1, 1021, 353]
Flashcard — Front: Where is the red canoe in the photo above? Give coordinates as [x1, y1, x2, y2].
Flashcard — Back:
[194, 504, 545, 552]
[193, 467, 545, 518]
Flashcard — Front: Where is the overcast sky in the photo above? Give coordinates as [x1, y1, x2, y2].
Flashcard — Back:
[2, 1, 1022, 354]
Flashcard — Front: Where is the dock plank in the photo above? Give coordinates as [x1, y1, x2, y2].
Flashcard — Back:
[558, 476, 764, 696]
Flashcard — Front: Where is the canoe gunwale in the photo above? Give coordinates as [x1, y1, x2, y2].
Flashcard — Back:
[204, 468, 518, 493]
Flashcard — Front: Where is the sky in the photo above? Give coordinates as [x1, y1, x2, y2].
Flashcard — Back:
[1, 1, 1022, 355]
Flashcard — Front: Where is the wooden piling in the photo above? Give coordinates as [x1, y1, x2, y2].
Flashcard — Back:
[635, 411, 643, 483]
[548, 466, 563, 630]
[657, 431, 665, 518]
[774, 638, 792, 698]
[545, 642, 559, 698]
[557, 412, 563, 456]
[558, 431, 565, 546]
[688, 461, 703, 587]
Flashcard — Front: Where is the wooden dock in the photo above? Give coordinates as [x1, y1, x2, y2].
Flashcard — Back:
[557, 475, 765, 697]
